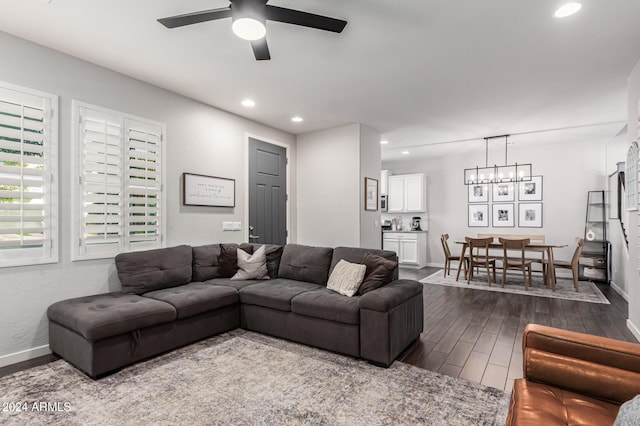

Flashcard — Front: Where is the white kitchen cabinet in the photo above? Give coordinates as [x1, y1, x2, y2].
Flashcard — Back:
[383, 231, 427, 267]
[387, 173, 426, 213]
[380, 169, 389, 195]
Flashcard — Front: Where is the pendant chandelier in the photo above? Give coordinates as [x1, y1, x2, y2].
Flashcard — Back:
[463, 134, 533, 185]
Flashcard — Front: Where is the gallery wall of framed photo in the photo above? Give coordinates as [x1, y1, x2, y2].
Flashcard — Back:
[467, 176, 543, 228]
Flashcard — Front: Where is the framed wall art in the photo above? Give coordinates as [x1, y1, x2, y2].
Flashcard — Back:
[493, 182, 515, 202]
[365, 177, 379, 211]
[492, 203, 515, 227]
[519, 203, 543, 228]
[183, 173, 235, 207]
[519, 176, 543, 201]
[468, 204, 489, 227]
[468, 184, 489, 203]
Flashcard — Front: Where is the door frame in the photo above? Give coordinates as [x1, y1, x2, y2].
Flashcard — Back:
[244, 133, 291, 244]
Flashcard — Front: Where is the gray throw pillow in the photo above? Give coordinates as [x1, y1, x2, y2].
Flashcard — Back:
[231, 245, 270, 280]
[615, 394, 640, 426]
[327, 259, 366, 297]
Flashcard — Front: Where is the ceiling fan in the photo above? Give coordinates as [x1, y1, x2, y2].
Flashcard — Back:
[157, 0, 348, 61]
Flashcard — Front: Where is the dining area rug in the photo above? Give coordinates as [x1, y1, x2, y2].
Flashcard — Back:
[420, 271, 610, 304]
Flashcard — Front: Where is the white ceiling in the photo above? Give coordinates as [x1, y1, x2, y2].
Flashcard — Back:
[1, 0, 639, 161]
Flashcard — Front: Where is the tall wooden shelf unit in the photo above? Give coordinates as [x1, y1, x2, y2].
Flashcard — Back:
[579, 190, 610, 283]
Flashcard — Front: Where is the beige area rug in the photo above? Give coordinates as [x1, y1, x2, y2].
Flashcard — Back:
[0, 330, 510, 426]
[421, 270, 609, 304]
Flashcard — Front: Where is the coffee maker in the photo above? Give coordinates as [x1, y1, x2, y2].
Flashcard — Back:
[410, 217, 422, 231]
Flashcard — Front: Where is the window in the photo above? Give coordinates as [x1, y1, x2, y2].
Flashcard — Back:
[0, 82, 58, 268]
[71, 102, 165, 260]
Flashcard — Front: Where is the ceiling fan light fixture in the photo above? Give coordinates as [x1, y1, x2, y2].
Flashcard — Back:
[232, 17, 266, 40]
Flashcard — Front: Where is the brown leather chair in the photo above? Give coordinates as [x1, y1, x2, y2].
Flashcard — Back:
[499, 238, 533, 290]
[465, 236, 496, 286]
[507, 324, 640, 425]
[440, 234, 467, 277]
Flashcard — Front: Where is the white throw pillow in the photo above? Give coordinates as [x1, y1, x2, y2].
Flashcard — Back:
[231, 245, 270, 280]
[327, 259, 367, 297]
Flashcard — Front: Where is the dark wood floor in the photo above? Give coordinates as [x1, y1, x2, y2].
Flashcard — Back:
[398, 266, 638, 392]
[1, 267, 636, 390]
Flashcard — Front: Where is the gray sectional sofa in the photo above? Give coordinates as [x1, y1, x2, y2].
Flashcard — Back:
[47, 243, 424, 378]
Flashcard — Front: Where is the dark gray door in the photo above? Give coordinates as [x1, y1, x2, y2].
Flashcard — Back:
[248, 138, 287, 245]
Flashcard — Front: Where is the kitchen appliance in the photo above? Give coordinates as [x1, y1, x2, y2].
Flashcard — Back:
[410, 217, 422, 231]
[381, 220, 392, 231]
[380, 194, 388, 212]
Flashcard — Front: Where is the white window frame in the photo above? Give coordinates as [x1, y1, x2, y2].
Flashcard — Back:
[0, 81, 58, 268]
[71, 101, 166, 261]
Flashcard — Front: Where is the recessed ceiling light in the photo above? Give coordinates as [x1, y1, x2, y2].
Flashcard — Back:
[380, 140, 389, 145]
[291, 116, 303, 123]
[402, 151, 410, 155]
[554, 3, 582, 18]
[241, 99, 255, 107]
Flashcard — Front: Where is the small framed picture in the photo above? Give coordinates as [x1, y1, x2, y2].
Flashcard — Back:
[468, 184, 489, 203]
[468, 204, 489, 227]
[493, 182, 515, 202]
[519, 203, 543, 228]
[492, 203, 515, 227]
[519, 176, 543, 201]
[364, 177, 378, 211]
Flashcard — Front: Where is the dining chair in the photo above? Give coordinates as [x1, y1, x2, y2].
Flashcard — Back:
[499, 238, 533, 290]
[465, 237, 497, 286]
[542, 237, 584, 292]
[440, 234, 468, 278]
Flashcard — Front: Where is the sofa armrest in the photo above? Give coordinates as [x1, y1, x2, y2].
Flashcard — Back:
[523, 324, 640, 404]
[358, 279, 423, 312]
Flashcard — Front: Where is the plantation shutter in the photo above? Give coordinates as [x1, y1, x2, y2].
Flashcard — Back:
[125, 119, 162, 248]
[0, 84, 57, 267]
[74, 102, 164, 260]
[78, 107, 124, 256]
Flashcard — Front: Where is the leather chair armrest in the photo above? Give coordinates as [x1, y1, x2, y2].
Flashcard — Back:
[358, 279, 422, 312]
[522, 324, 640, 404]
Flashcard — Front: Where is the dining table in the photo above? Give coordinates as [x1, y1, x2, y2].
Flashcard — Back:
[454, 239, 568, 290]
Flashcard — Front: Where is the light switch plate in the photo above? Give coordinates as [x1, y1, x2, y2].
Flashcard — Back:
[222, 221, 233, 231]
[232, 221, 242, 231]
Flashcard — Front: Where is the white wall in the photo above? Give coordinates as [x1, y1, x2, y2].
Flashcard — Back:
[0, 31, 296, 366]
[296, 123, 381, 248]
[297, 124, 360, 247]
[626, 58, 640, 341]
[383, 135, 621, 269]
[359, 125, 382, 249]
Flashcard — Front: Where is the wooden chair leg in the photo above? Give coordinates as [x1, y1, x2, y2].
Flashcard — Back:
[443, 259, 448, 277]
[572, 266, 579, 292]
[486, 264, 492, 286]
[501, 267, 506, 288]
[528, 266, 532, 289]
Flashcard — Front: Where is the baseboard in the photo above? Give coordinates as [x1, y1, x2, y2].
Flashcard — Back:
[0, 345, 51, 368]
[627, 319, 640, 343]
[610, 281, 629, 301]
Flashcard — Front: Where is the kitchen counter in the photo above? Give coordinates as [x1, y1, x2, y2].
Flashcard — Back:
[382, 230, 427, 233]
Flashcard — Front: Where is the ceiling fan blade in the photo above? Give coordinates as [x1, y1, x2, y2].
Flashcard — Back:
[158, 8, 232, 29]
[265, 5, 347, 33]
[251, 38, 271, 61]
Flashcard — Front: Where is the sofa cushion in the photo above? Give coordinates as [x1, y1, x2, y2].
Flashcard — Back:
[358, 253, 398, 295]
[243, 243, 284, 278]
[192, 244, 221, 282]
[239, 278, 321, 311]
[326, 259, 366, 297]
[143, 282, 238, 320]
[278, 244, 333, 285]
[204, 277, 263, 291]
[508, 379, 619, 426]
[116, 245, 193, 294]
[232, 245, 269, 280]
[218, 243, 255, 278]
[291, 287, 360, 325]
[47, 293, 176, 341]
[329, 247, 397, 276]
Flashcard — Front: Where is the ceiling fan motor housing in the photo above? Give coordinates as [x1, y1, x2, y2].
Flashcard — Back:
[231, 0, 267, 26]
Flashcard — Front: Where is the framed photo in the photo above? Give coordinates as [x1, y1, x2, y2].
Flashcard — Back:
[364, 177, 378, 211]
[468, 204, 489, 227]
[468, 184, 489, 203]
[493, 182, 515, 202]
[183, 173, 235, 207]
[519, 203, 543, 228]
[519, 176, 543, 201]
[492, 203, 515, 227]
